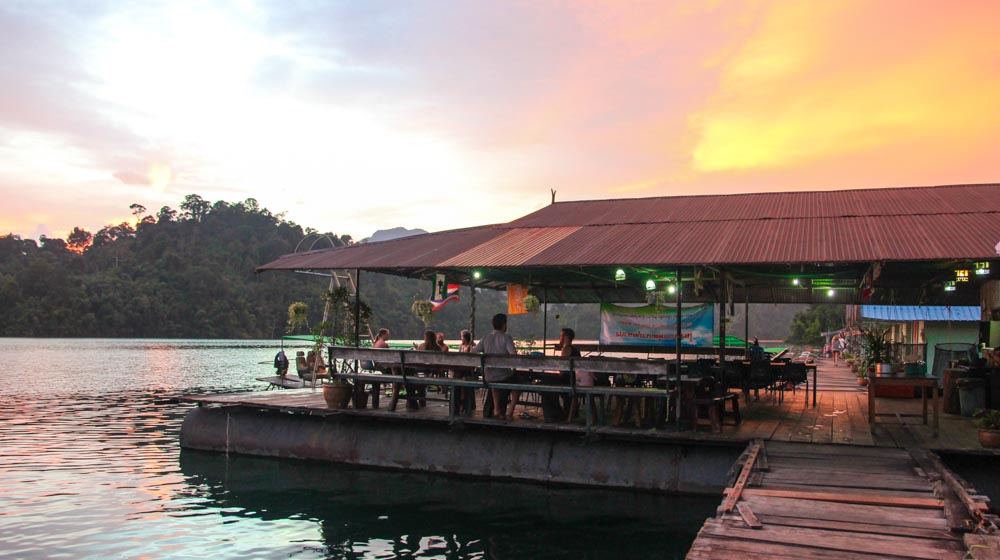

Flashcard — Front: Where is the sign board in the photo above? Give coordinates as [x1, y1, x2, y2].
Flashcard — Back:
[599, 302, 715, 347]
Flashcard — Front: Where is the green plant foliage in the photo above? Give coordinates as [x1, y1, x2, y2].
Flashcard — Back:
[786, 304, 845, 345]
[860, 325, 890, 371]
[973, 409, 1000, 431]
[287, 302, 309, 333]
[411, 299, 434, 328]
[0, 195, 707, 341]
[522, 295, 540, 313]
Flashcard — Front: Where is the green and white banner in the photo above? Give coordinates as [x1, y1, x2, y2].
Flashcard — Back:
[599, 302, 715, 347]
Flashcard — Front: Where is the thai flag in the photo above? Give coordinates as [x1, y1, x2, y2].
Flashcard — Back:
[431, 284, 461, 311]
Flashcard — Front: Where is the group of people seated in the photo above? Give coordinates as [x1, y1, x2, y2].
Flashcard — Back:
[298, 313, 743, 427]
[295, 349, 327, 381]
[362, 313, 604, 422]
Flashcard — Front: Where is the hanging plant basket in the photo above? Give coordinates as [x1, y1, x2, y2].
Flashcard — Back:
[523, 295, 541, 313]
[287, 301, 309, 333]
[411, 299, 434, 327]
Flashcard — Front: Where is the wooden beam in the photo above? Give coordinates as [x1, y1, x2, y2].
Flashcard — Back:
[737, 502, 763, 529]
[718, 439, 763, 516]
[726, 488, 944, 509]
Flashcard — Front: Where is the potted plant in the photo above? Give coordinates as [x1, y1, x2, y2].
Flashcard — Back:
[973, 409, 1000, 448]
[523, 294, 541, 314]
[860, 326, 891, 374]
[856, 370, 868, 386]
[315, 287, 374, 408]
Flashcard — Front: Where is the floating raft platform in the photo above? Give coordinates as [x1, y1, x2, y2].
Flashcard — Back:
[688, 440, 1000, 560]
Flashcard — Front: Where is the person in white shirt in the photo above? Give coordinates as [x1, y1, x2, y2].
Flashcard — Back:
[474, 313, 519, 420]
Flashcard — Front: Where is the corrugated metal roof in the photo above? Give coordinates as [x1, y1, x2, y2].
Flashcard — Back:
[506, 183, 1000, 227]
[440, 226, 579, 267]
[257, 226, 504, 271]
[860, 305, 981, 322]
[258, 183, 1000, 271]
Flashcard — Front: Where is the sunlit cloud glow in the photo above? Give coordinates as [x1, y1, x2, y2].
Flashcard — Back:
[1, 0, 998, 241]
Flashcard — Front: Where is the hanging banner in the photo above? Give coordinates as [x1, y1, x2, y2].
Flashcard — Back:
[507, 284, 529, 315]
[599, 302, 715, 346]
[432, 274, 447, 301]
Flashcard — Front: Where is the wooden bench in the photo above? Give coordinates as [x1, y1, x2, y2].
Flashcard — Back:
[327, 347, 680, 432]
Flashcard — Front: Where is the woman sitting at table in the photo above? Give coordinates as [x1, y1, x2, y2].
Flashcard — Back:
[412, 330, 443, 407]
[450, 330, 477, 415]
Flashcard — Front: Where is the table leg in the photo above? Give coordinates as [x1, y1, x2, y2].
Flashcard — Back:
[922, 386, 928, 425]
[812, 367, 817, 408]
[933, 384, 939, 435]
[868, 380, 875, 428]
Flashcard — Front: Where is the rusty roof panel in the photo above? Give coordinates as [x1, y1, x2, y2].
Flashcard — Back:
[524, 213, 1000, 265]
[258, 184, 1000, 271]
[508, 184, 1000, 227]
[439, 226, 580, 267]
[256, 226, 503, 271]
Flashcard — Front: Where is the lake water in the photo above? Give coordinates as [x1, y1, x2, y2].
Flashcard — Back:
[0, 338, 718, 559]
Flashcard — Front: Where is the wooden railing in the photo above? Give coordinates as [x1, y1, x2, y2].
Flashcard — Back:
[326, 346, 679, 433]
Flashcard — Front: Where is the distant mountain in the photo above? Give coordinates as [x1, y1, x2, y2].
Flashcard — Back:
[363, 227, 428, 243]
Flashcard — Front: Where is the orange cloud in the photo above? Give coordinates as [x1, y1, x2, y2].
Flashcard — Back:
[690, 1, 1000, 178]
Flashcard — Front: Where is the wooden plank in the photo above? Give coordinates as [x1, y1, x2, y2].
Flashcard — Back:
[761, 475, 933, 493]
[718, 439, 763, 515]
[736, 502, 763, 529]
[742, 495, 948, 529]
[964, 534, 1000, 560]
[809, 390, 834, 444]
[743, 495, 947, 529]
[729, 488, 944, 509]
[763, 454, 916, 471]
[698, 523, 963, 559]
[756, 445, 769, 471]
[910, 448, 996, 530]
[687, 534, 909, 560]
[766, 441, 910, 459]
[750, 483, 936, 500]
[940, 482, 977, 533]
[831, 391, 853, 443]
[751, 514, 956, 540]
[762, 469, 933, 492]
[841, 390, 875, 446]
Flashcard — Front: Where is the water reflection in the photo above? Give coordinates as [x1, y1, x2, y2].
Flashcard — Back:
[179, 451, 716, 559]
[0, 339, 717, 559]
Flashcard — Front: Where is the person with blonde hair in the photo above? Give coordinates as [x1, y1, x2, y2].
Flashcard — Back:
[832, 334, 846, 366]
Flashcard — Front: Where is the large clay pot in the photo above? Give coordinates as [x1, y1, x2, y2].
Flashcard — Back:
[323, 384, 353, 409]
[978, 429, 1000, 449]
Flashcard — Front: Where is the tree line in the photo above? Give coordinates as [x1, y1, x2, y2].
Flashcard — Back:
[0, 194, 827, 342]
[0, 195, 598, 340]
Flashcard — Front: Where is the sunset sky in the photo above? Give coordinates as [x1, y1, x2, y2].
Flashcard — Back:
[2, 0, 999, 241]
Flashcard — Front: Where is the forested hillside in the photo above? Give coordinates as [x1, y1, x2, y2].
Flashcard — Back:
[0, 195, 807, 341]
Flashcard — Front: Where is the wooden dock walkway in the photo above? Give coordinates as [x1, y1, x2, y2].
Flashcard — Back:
[686, 440, 990, 559]
[184, 357, 984, 452]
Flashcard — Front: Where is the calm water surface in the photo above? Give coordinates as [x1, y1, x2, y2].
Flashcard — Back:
[0, 339, 717, 559]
